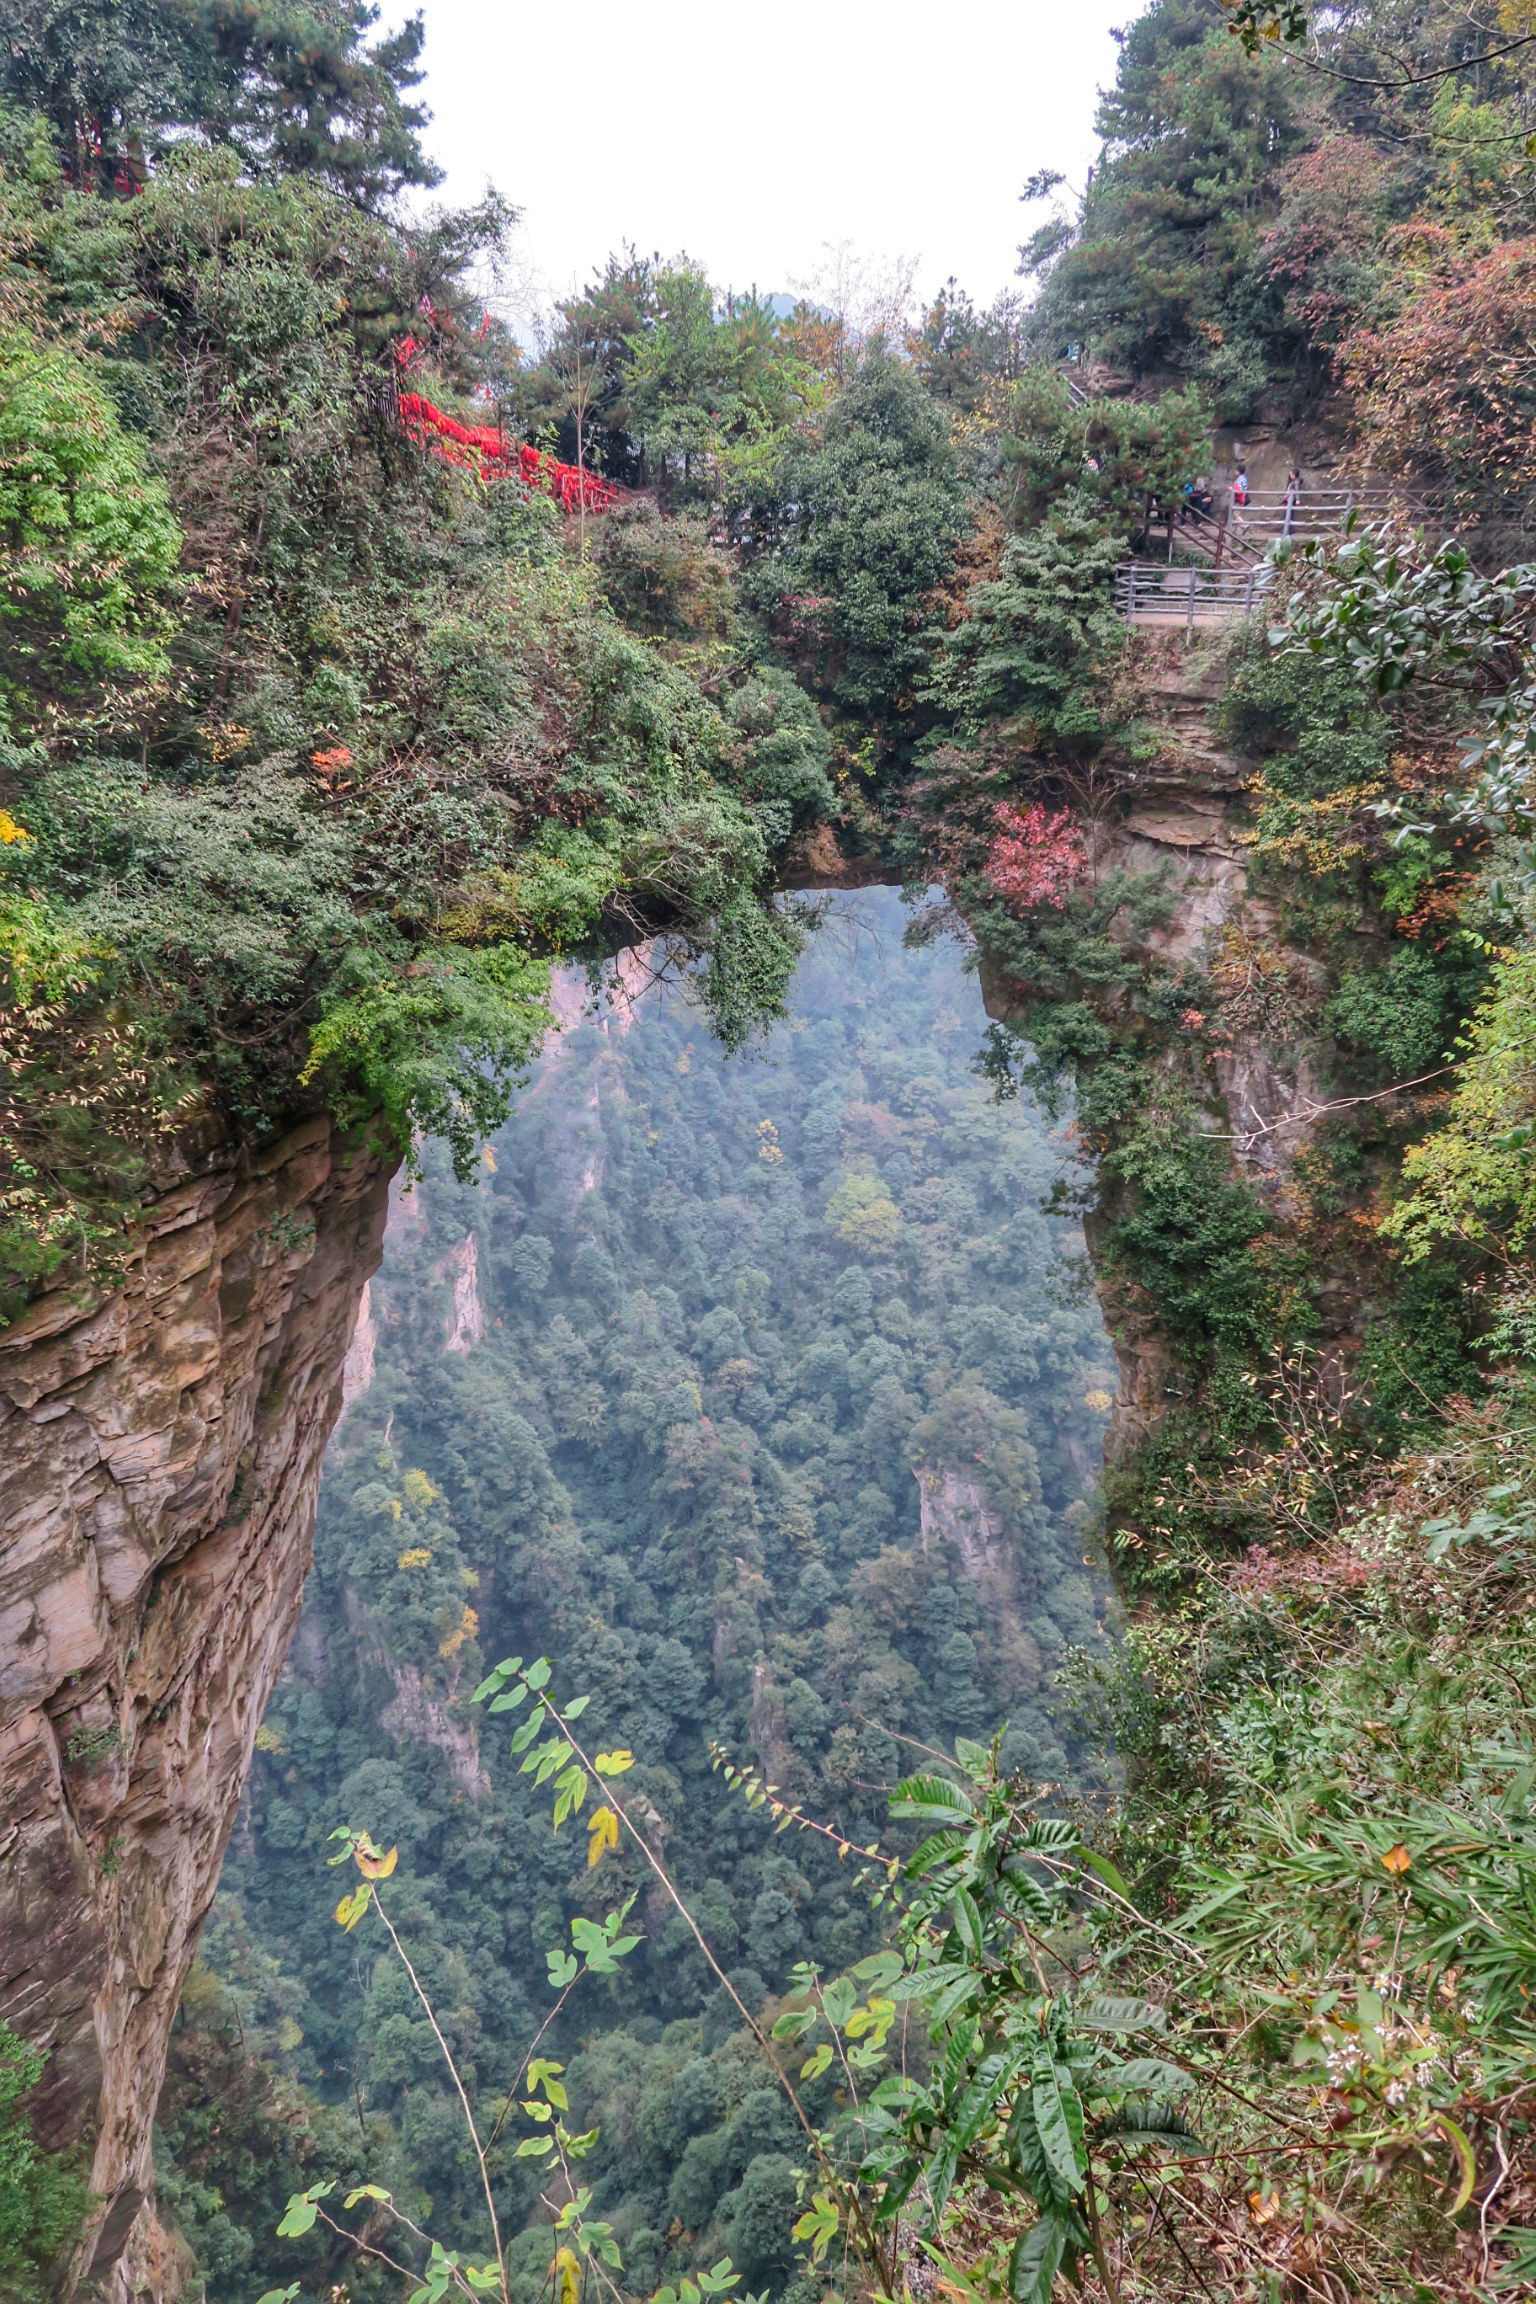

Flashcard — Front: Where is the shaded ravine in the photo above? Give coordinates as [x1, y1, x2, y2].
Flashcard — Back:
[189, 884, 1117, 2297]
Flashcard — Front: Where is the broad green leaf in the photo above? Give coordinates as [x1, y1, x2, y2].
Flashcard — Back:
[890, 1772, 975, 1826]
[515, 2135, 555, 2157]
[489, 1685, 529, 1712]
[564, 1694, 591, 1718]
[511, 1713, 543, 1754]
[951, 1887, 984, 1954]
[952, 2049, 1024, 2149]
[471, 1658, 520, 1703]
[1021, 1817, 1078, 1851]
[851, 1951, 903, 1990]
[800, 2043, 834, 2080]
[821, 1977, 857, 2028]
[791, 2193, 839, 2262]
[1031, 2063, 1085, 2195]
[1096, 2102, 1202, 2151]
[525, 1658, 552, 1691]
[343, 2185, 392, 2208]
[1100, 2057, 1191, 2096]
[1009, 2215, 1068, 2304]
[1079, 1995, 1166, 2034]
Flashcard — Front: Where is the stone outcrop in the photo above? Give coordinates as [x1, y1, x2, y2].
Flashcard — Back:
[438, 1234, 485, 1356]
[980, 636, 1343, 1468]
[0, 1115, 395, 2300]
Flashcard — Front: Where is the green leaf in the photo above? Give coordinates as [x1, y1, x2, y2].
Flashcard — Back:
[471, 1658, 520, 1703]
[950, 1887, 984, 1954]
[1096, 2102, 1202, 2151]
[800, 2043, 834, 2081]
[952, 2049, 1024, 2149]
[511, 1713, 543, 1754]
[822, 1977, 857, 2028]
[489, 1685, 529, 1712]
[525, 1658, 552, 1691]
[1099, 2057, 1191, 2096]
[890, 1772, 976, 1826]
[1031, 2063, 1085, 2195]
[851, 1952, 904, 1990]
[564, 1694, 591, 1718]
[515, 2135, 555, 2158]
[1079, 1995, 1166, 2034]
[255, 2290, 301, 2304]
[546, 1950, 578, 1989]
[343, 2184, 392, 2208]
[1009, 2215, 1068, 2304]
[791, 2193, 840, 2262]
[1075, 1845, 1131, 1900]
[276, 2182, 334, 2237]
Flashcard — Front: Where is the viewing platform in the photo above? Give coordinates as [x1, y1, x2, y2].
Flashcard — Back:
[1115, 560, 1274, 628]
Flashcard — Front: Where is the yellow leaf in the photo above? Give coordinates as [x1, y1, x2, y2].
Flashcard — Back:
[0, 810, 30, 844]
[594, 1749, 634, 1776]
[1382, 1844, 1412, 1876]
[356, 1844, 398, 1880]
[586, 1805, 619, 1868]
[554, 2245, 580, 2304]
[334, 1886, 372, 1931]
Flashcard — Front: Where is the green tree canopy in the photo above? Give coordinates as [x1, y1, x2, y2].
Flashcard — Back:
[1, 0, 438, 199]
[748, 349, 967, 720]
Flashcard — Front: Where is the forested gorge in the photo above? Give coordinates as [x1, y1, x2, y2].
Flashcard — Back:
[177, 898, 1114, 2301]
[8, 0, 1536, 2297]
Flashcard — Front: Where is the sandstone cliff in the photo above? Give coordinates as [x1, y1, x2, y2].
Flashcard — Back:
[979, 635, 1344, 1470]
[0, 1116, 395, 2300]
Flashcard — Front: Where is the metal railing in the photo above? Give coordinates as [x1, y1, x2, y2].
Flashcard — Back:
[1226, 485, 1432, 546]
[1115, 560, 1275, 628]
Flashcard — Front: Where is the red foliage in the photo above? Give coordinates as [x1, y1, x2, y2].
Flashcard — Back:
[1342, 237, 1536, 506]
[397, 384, 626, 515]
[1260, 139, 1390, 356]
[986, 803, 1086, 911]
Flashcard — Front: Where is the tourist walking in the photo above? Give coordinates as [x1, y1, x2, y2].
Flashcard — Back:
[1283, 464, 1302, 537]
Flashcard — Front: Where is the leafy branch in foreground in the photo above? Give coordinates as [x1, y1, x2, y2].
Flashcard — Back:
[257, 1644, 779, 2304]
[724, 1735, 1197, 2304]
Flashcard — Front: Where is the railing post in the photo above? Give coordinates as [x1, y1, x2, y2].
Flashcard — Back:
[1187, 567, 1196, 636]
[1245, 568, 1255, 617]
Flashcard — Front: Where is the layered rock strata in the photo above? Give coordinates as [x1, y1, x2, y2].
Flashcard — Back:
[0, 1116, 394, 2299]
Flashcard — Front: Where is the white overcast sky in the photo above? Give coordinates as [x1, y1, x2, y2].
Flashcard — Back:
[404, 0, 1134, 326]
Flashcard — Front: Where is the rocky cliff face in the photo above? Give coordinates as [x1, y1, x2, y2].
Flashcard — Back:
[979, 635, 1340, 1469]
[0, 1115, 395, 2300]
